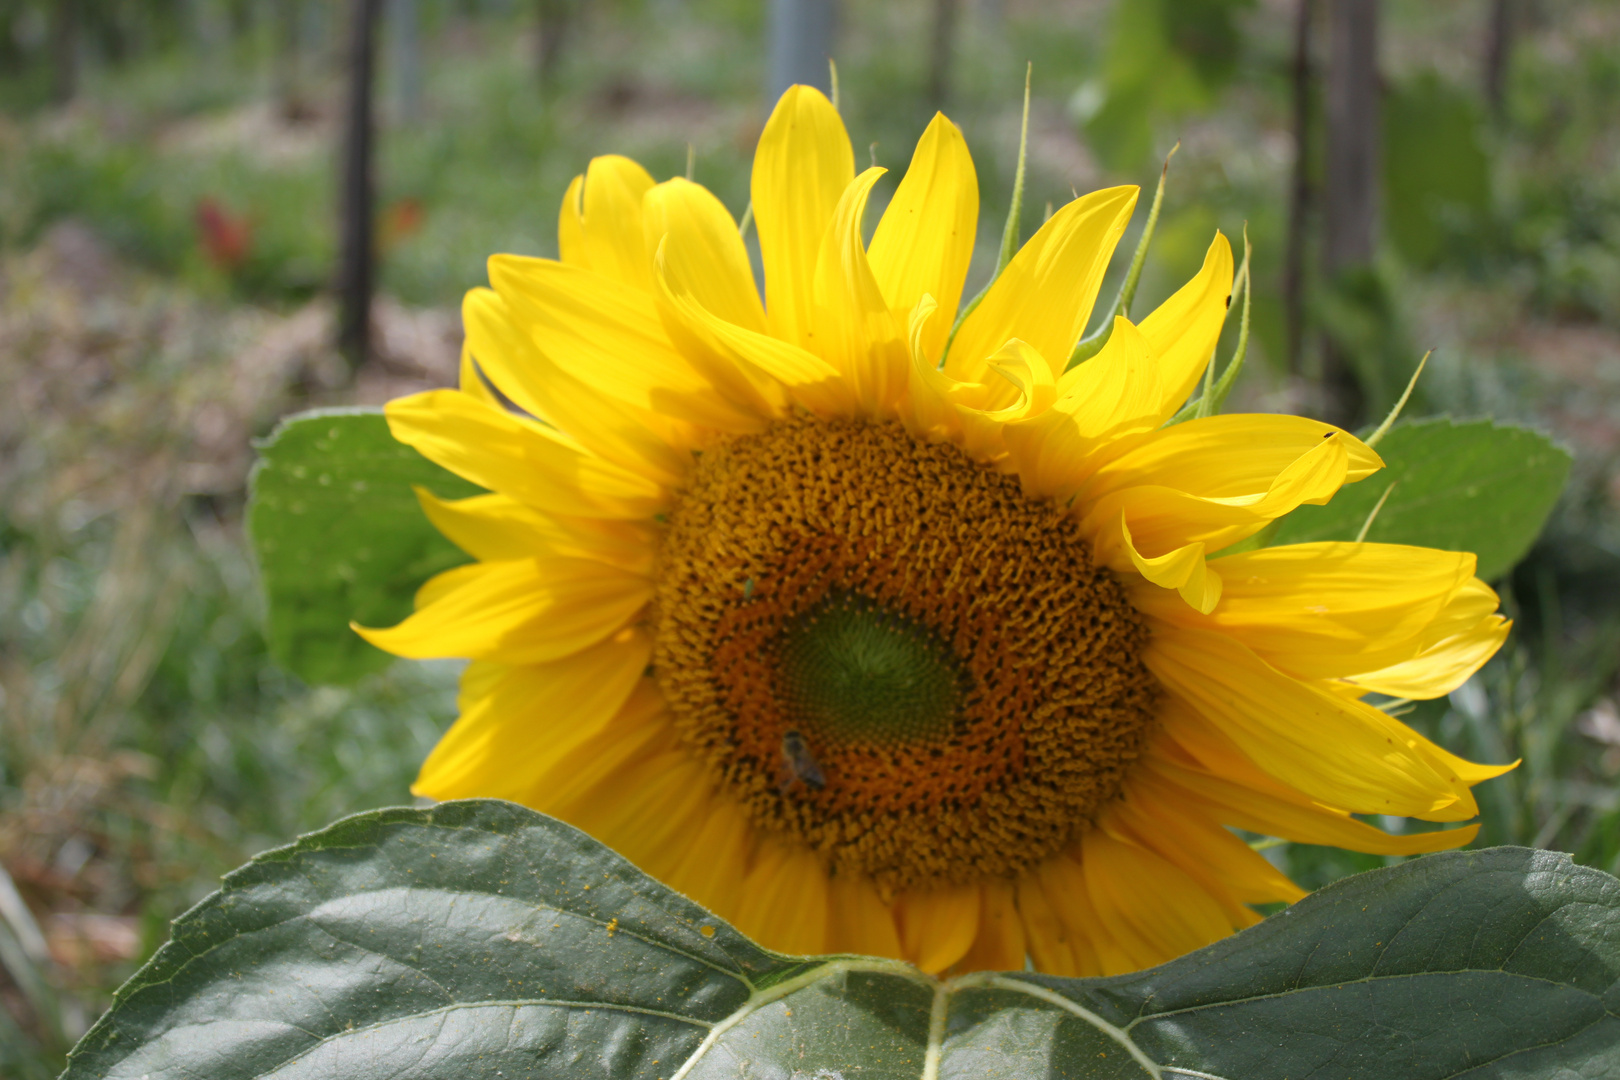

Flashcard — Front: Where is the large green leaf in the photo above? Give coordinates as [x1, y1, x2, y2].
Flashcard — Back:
[1269, 417, 1571, 581]
[247, 408, 479, 686]
[64, 800, 1620, 1079]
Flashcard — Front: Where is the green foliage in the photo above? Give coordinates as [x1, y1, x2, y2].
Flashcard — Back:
[248, 409, 478, 686]
[64, 800, 1620, 1079]
[1313, 263, 1422, 420]
[1082, 0, 1254, 171]
[1, 134, 334, 302]
[1270, 418, 1571, 581]
[1384, 73, 1491, 269]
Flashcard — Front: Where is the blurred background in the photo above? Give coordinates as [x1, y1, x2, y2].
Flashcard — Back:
[1, 0, 1618, 1070]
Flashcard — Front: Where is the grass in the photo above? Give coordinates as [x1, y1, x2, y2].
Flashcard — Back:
[2, 0, 1619, 1072]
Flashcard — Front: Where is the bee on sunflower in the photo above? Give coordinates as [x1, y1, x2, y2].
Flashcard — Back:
[358, 86, 1512, 976]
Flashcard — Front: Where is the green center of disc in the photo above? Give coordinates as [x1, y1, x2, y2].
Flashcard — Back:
[775, 592, 963, 746]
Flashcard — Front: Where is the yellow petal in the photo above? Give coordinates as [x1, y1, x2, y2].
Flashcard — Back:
[1082, 413, 1383, 504]
[573, 154, 658, 292]
[648, 238, 786, 420]
[642, 177, 767, 332]
[1014, 862, 1091, 977]
[557, 173, 587, 267]
[733, 840, 830, 957]
[1051, 315, 1162, 437]
[1136, 232, 1235, 419]
[1149, 720, 1483, 856]
[662, 796, 757, 919]
[947, 185, 1137, 386]
[1000, 318, 1161, 497]
[523, 678, 673, 811]
[1029, 854, 1114, 976]
[385, 389, 668, 519]
[565, 748, 714, 882]
[753, 85, 855, 349]
[902, 294, 974, 441]
[1119, 513, 1223, 614]
[945, 338, 1058, 459]
[951, 879, 1026, 974]
[895, 881, 981, 975]
[1083, 431, 1355, 565]
[1132, 542, 1479, 681]
[653, 261, 856, 419]
[354, 556, 652, 664]
[462, 287, 688, 484]
[811, 167, 909, 413]
[412, 631, 651, 801]
[825, 872, 904, 961]
[489, 254, 762, 435]
[1343, 614, 1512, 699]
[1146, 625, 1479, 821]
[982, 338, 1058, 420]
[867, 112, 979, 364]
[415, 489, 655, 572]
[457, 344, 499, 409]
[1078, 829, 1234, 974]
[1110, 767, 1305, 912]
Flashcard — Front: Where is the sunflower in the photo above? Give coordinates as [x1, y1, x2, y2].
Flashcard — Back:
[359, 86, 1512, 976]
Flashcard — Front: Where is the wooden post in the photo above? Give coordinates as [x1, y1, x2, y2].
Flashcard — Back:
[927, 0, 960, 111]
[1282, 0, 1314, 377]
[767, 0, 837, 103]
[337, 0, 382, 373]
[1319, 0, 1379, 429]
[535, 0, 573, 91]
[49, 0, 78, 105]
[1483, 0, 1513, 121]
[273, 0, 303, 121]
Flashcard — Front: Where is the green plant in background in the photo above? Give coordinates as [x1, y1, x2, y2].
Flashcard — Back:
[1383, 72, 1491, 271]
[1079, 0, 1254, 173]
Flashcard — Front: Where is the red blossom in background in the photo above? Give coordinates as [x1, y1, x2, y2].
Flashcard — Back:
[194, 197, 253, 271]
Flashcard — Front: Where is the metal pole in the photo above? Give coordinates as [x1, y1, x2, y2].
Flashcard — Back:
[767, 0, 836, 103]
[392, 0, 422, 123]
[927, 0, 960, 111]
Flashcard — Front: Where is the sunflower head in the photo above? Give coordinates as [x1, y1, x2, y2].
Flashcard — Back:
[360, 85, 1513, 977]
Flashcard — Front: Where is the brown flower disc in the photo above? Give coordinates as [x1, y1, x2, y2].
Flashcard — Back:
[653, 416, 1158, 890]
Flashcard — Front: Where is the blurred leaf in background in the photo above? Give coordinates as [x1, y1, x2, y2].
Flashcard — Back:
[1079, 0, 1254, 172]
[1384, 71, 1491, 270]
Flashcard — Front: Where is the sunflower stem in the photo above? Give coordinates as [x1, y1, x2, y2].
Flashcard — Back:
[1364, 350, 1430, 448]
[995, 63, 1033, 276]
[829, 57, 840, 111]
[686, 143, 696, 181]
[1066, 141, 1178, 371]
[738, 201, 754, 240]
[943, 63, 1030, 366]
[1355, 481, 1398, 542]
